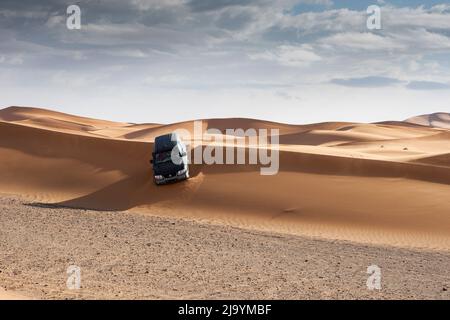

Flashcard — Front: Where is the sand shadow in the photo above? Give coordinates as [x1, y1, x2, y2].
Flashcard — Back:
[26, 165, 205, 212]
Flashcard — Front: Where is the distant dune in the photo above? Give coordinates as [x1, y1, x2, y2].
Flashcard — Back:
[405, 112, 450, 129]
[1, 106, 449, 250]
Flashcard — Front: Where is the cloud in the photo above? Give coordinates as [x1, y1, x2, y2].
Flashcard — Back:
[331, 77, 450, 91]
[406, 80, 450, 90]
[429, 4, 450, 14]
[331, 76, 403, 88]
[390, 28, 450, 51]
[384, 5, 450, 30]
[319, 32, 405, 51]
[0, 54, 24, 65]
[143, 74, 188, 86]
[186, 0, 262, 12]
[301, 0, 333, 5]
[249, 45, 321, 67]
[215, 8, 254, 30]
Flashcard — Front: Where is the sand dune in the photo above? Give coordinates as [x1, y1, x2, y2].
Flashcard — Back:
[0, 106, 449, 250]
[405, 112, 450, 129]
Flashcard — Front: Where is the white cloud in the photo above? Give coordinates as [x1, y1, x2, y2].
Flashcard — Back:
[390, 28, 450, 51]
[319, 32, 405, 51]
[45, 14, 64, 28]
[143, 74, 188, 85]
[249, 45, 321, 67]
[298, 0, 333, 5]
[429, 4, 450, 14]
[0, 55, 23, 65]
[384, 5, 450, 29]
[50, 70, 108, 88]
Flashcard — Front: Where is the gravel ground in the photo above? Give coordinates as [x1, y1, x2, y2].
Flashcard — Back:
[0, 195, 449, 300]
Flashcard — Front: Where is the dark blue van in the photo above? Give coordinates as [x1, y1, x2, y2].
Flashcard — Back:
[150, 133, 189, 185]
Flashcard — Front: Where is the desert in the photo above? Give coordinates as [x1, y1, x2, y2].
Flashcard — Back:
[0, 106, 449, 299]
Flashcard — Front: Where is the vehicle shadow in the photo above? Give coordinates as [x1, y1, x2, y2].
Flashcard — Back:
[26, 160, 206, 212]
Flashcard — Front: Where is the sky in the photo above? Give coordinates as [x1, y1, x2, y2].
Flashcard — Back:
[0, 0, 449, 124]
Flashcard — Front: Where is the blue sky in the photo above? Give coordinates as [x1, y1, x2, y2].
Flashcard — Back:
[0, 0, 449, 124]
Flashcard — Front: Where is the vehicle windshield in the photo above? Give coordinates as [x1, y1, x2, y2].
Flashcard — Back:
[154, 151, 172, 164]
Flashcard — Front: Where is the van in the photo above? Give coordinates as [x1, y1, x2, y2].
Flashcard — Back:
[150, 133, 189, 185]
